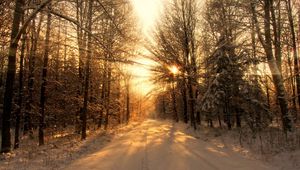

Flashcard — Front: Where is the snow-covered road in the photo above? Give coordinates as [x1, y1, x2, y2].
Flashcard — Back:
[64, 120, 273, 170]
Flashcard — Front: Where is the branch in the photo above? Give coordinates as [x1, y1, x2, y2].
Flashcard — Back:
[94, 0, 126, 39]
[49, 9, 113, 55]
[250, 2, 267, 51]
[13, 0, 52, 45]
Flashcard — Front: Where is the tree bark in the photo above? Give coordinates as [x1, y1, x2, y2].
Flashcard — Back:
[286, 0, 300, 112]
[81, 0, 93, 140]
[126, 77, 130, 123]
[14, 31, 26, 149]
[180, 81, 188, 123]
[188, 80, 196, 130]
[287, 45, 297, 112]
[75, 0, 87, 134]
[98, 70, 106, 128]
[270, 0, 282, 72]
[171, 81, 178, 122]
[1, 0, 25, 153]
[24, 14, 43, 136]
[263, 0, 292, 131]
[39, 6, 52, 146]
[104, 67, 111, 130]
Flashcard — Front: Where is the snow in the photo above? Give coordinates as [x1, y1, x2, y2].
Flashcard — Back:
[0, 128, 111, 170]
[64, 120, 273, 170]
[0, 120, 298, 170]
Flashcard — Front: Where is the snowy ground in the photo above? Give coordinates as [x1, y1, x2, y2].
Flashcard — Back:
[0, 119, 298, 170]
[64, 120, 274, 170]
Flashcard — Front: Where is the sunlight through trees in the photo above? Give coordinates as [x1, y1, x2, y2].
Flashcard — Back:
[0, 1, 299, 169]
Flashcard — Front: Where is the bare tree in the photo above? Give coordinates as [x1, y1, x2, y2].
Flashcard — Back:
[81, 0, 93, 140]
[149, 0, 199, 128]
[251, 0, 292, 131]
[285, 0, 300, 110]
[1, 0, 25, 153]
[39, 3, 52, 145]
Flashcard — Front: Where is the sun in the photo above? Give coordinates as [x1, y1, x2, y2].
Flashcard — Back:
[169, 65, 179, 75]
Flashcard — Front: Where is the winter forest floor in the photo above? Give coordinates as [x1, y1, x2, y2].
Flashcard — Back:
[0, 119, 299, 170]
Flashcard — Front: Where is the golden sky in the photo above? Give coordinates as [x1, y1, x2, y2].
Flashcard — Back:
[131, 0, 164, 37]
[127, 0, 164, 95]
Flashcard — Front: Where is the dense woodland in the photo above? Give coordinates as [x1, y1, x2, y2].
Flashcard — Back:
[0, 0, 300, 157]
[0, 0, 144, 153]
[152, 0, 300, 152]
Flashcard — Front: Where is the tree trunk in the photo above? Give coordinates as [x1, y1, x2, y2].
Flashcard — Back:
[55, 18, 61, 84]
[98, 71, 106, 128]
[188, 80, 196, 130]
[270, 0, 282, 72]
[236, 110, 241, 128]
[196, 111, 201, 125]
[162, 95, 166, 119]
[126, 78, 130, 123]
[180, 81, 188, 123]
[225, 94, 231, 130]
[75, 0, 85, 134]
[287, 45, 297, 112]
[0, 46, 4, 89]
[1, 0, 25, 153]
[81, 0, 93, 140]
[171, 81, 178, 122]
[14, 31, 26, 149]
[251, 0, 292, 131]
[218, 114, 222, 128]
[39, 7, 52, 146]
[24, 14, 43, 136]
[263, 0, 292, 131]
[286, 0, 300, 112]
[104, 68, 111, 130]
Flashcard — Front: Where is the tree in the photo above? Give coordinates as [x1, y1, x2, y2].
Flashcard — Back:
[39, 4, 52, 145]
[81, 0, 93, 140]
[125, 74, 131, 123]
[149, 0, 199, 128]
[1, 0, 25, 153]
[251, 0, 292, 131]
[24, 13, 44, 136]
[285, 0, 300, 111]
[0, 0, 136, 152]
[14, 26, 26, 149]
[1, 0, 52, 152]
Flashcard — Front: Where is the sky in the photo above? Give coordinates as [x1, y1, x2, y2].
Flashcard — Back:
[131, 0, 164, 37]
[127, 0, 164, 95]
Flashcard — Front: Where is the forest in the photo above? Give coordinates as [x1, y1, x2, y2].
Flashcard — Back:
[0, 0, 300, 169]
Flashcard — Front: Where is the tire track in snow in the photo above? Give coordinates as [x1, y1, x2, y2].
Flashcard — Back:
[141, 125, 149, 170]
[168, 125, 219, 170]
[63, 120, 272, 170]
[187, 146, 219, 170]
